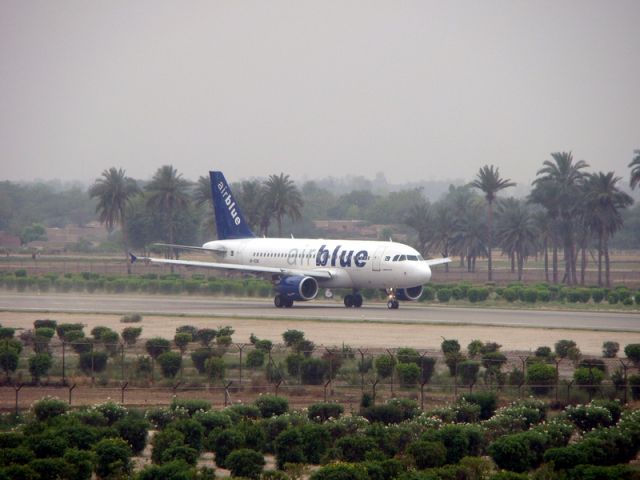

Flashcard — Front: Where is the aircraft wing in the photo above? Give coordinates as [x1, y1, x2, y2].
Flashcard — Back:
[152, 243, 227, 254]
[130, 254, 334, 280]
[425, 257, 452, 267]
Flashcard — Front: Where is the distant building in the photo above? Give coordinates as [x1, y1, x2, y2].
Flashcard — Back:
[0, 232, 21, 249]
[27, 222, 110, 251]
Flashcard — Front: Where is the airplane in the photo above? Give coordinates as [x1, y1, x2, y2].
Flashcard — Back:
[131, 171, 450, 309]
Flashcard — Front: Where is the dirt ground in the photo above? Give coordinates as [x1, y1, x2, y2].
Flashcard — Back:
[2, 311, 640, 355]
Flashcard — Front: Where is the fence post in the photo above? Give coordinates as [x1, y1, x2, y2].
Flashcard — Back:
[235, 343, 245, 386]
[554, 359, 562, 402]
[566, 380, 574, 403]
[357, 349, 368, 392]
[324, 379, 331, 402]
[121, 382, 128, 404]
[371, 379, 379, 404]
[90, 342, 95, 386]
[224, 381, 233, 407]
[14, 383, 23, 415]
[68, 383, 77, 406]
[325, 348, 334, 396]
[386, 349, 395, 397]
[61, 341, 66, 385]
[120, 343, 126, 381]
[619, 359, 630, 404]
[274, 379, 282, 397]
[172, 381, 182, 401]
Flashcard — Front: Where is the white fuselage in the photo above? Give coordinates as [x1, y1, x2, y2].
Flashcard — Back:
[202, 237, 432, 289]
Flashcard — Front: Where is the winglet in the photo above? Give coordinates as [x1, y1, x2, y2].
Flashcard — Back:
[129, 253, 137, 264]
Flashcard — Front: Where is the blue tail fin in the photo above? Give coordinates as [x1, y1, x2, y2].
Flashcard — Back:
[210, 171, 255, 240]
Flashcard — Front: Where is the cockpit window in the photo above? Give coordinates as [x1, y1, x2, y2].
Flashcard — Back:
[399, 255, 406, 261]
[392, 255, 400, 261]
[407, 255, 418, 261]
[384, 256, 390, 261]
[418, 254, 424, 261]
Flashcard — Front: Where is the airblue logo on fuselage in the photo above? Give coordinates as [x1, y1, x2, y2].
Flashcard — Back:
[316, 244, 368, 268]
[217, 181, 241, 226]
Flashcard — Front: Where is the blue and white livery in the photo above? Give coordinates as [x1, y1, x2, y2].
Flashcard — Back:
[132, 171, 450, 309]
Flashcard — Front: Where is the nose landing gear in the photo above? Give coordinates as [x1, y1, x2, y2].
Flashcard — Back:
[386, 289, 400, 309]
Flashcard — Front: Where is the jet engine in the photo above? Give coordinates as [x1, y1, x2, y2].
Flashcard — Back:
[277, 275, 319, 301]
[396, 285, 424, 301]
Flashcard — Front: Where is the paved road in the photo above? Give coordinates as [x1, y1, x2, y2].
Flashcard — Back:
[1, 292, 639, 331]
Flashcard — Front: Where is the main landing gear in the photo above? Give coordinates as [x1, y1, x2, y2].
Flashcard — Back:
[386, 289, 400, 309]
[343, 291, 363, 308]
[274, 294, 293, 308]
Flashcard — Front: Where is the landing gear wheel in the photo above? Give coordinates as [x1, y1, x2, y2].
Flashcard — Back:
[274, 295, 284, 308]
[284, 299, 294, 308]
[344, 294, 354, 308]
[387, 299, 399, 309]
[354, 294, 363, 308]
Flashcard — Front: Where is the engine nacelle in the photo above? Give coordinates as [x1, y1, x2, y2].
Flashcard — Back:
[396, 285, 424, 301]
[277, 275, 319, 301]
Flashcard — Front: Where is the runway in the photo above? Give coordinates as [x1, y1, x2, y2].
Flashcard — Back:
[1, 292, 639, 332]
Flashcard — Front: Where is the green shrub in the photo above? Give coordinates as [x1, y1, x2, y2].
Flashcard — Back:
[458, 360, 480, 385]
[489, 431, 548, 473]
[308, 402, 344, 422]
[521, 288, 538, 303]
[310, 463, 368, 480]
[246, 349, 265, 367]
[34, 319, 57, 330]
[226, 448, 265, 479]
[441, 338, 460, 355]
[437, 288, 452, 302]
[565, 403, 612, 431]
[537, 289, 551, 302]
[300, 357, 328, 384]
[468, 287, 490, 302]
[122, 327, 142, 346]
[555, 339, 577, 358]
[591, 288, 605, 303]
[32, 396, 68, 421]
[114, 414, 149, 455]
[396, 362, 420, 386]
[607, 291, 619, 304]
[94, 438, 132, 479]
[0, 327, 15, 340]
[255, 395, 289, 418]
[28, 352, 53, 382]
[461, 391, 498, 420]
[526, 362, 557, 395]
[624, 343, 640, 365]
[157, 351, 182, 379]
[629, 374, 640, 400]
[145, 337, 171, 359]
[190, 348, 212, 374]
[78, 351, 108, 374]
[602, 341, 619, 358]
[503, 287, 519, 302]
[335, 434, 378, 462]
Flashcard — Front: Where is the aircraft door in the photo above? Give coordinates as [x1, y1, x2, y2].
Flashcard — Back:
[371, 246, 386, 272]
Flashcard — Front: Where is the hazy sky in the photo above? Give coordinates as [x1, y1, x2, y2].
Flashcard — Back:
[2, 1, 639, 187]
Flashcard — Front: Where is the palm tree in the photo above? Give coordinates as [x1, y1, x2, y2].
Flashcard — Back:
[428, 201, 457, 273]
[629, 149, 640, 189]
[495, 199, 539, 281]
[470, 165, 515, 281]
[263, 173, 303, 237]
[235, 180, 269, 234]
[145, 165, 192, 259]
[451, 203, 488, 273]
[89, 167, 139, 273]
[584, 172, 633, 286]
[529, 179, 563, 283]
[193, 175, 216, 241]
[532, 152, 588, 285]
[404, 201, 432, 256]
